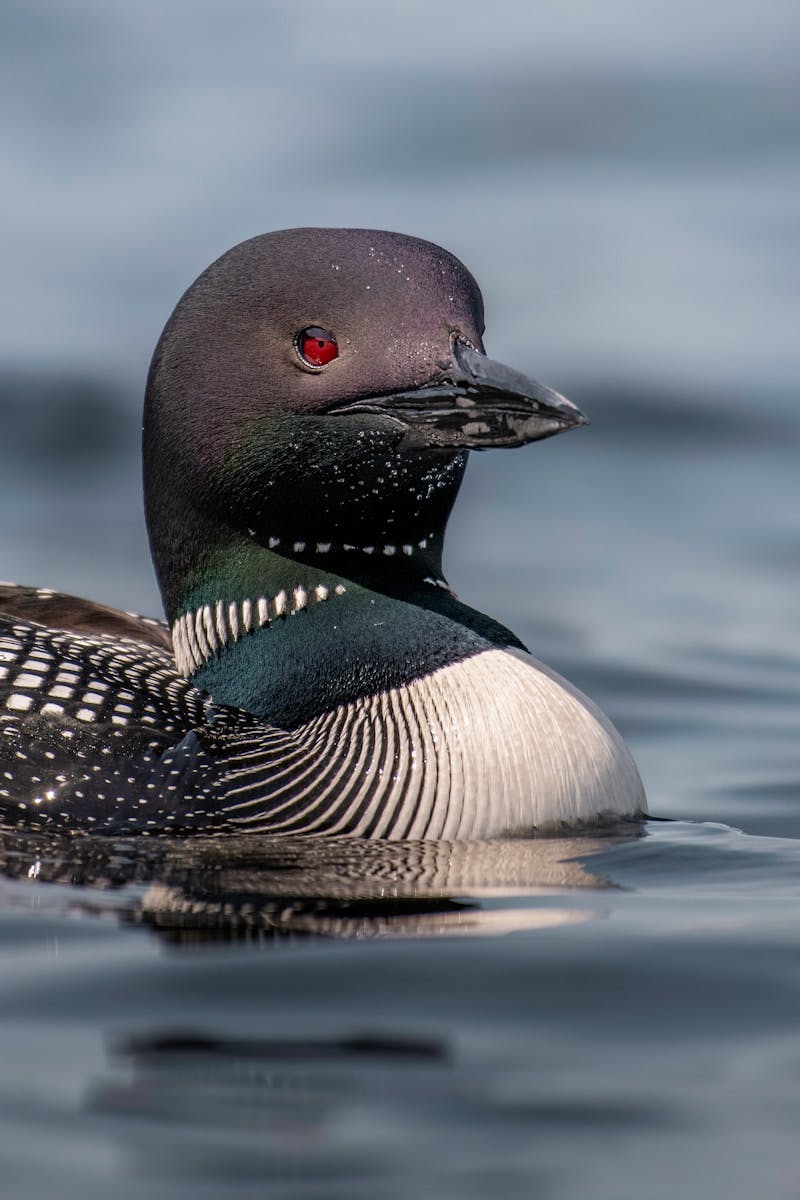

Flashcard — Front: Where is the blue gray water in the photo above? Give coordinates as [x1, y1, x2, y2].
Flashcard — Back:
[1, 1, 799, 1196]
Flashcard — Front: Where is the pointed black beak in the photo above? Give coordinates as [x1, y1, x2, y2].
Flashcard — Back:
[327, 341, 587, 450]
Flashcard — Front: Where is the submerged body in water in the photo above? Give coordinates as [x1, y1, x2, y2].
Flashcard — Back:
[0, 228, 644, 836]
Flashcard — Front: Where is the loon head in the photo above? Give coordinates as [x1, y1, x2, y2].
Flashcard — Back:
[144, 227, 584, 629]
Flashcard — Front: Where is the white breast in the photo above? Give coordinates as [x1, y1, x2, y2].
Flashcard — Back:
[229, 646, 645, 838]
[362, 647, 645, 837]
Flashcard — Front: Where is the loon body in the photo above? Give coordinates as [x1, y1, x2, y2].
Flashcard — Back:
[0, 228, 645, 836]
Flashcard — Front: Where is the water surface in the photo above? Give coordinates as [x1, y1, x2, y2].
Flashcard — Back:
[1, 1, 799, 1196]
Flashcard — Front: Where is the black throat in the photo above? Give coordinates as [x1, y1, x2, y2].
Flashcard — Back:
[144, 405, 469, 622]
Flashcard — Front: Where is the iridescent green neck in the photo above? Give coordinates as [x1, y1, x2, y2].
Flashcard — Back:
[171, 538, 524, 728]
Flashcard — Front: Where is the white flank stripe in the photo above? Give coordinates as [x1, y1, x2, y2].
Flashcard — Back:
[185, 611, 201, 668]
[241, 598, 253, 632]
[211, 600, 224, 643]
[203, 605, 217, 652]
[185, 615, 198, 672]
[179, 616, 194, 674]
[273, 590, 287, 616]
[194, 609, 211, 660]
[293, 586, 308, 612]
[228, 601, 239, 641]
[257, 596, 269, 626]
[173, 614, 185, 672]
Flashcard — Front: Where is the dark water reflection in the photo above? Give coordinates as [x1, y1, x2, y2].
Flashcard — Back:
[0, 828, 628, 943]
[2, 821, 800, 1199]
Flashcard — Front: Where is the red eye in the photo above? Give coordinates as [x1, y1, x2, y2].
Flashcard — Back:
[296, 326, 338, 367]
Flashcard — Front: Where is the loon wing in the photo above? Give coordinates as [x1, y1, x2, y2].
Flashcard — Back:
[0, 605, 330, 835]
[0, 608, 207, 831]
[0, 584, 172, 651]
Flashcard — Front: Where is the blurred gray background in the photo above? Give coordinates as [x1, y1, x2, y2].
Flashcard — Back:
[2, 0, 798, 829]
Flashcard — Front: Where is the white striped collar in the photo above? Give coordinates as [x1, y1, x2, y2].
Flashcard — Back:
[171, 583, 346, 677]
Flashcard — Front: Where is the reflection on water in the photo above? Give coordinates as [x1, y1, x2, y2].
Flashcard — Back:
[2, 821, 799, 1200]
[0, 828, 633, 942]
[2, 0, 799, 1194]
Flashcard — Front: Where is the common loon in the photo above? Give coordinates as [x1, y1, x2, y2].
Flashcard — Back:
[0, 228, 645, 837]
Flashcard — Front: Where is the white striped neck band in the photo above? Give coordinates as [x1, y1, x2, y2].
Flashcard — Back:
[171, 583, 346, 678]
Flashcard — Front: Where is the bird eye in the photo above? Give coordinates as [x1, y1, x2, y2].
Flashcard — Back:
[296, 326, 338, 368]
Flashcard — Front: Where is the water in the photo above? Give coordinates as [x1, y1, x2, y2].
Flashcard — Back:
[1, 1, 799, 1195]
[3, 822, 800, 1198]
